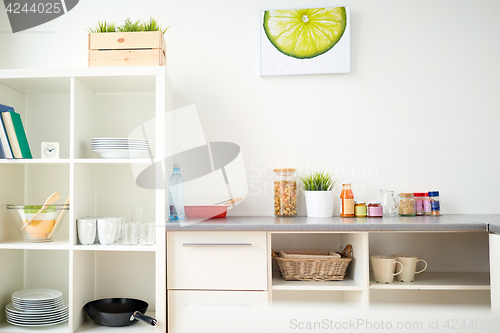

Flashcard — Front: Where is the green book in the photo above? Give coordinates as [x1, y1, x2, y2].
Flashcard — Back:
[0, 110, 32, 159]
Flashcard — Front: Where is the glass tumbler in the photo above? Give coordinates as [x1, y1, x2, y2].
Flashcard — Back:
[122, 220, 138, 245]
[139, 222, 156, 245]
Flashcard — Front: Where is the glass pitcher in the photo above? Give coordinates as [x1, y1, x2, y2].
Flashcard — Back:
[380, 190, 400, 216]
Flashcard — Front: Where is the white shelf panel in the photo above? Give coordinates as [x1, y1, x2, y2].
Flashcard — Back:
[0, 237, 70, 250]
[73, 159, 154, 165]
[73, 241, 157, 252]
[0, 321, 68, 333]
[0, 159, 71, 164]
[75, 312, 156, 333]
[272, 271, 363, 291]
[369, 272, 491, 290]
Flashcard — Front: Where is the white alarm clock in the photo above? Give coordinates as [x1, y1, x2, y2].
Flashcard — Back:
[41, 142, 60, 159]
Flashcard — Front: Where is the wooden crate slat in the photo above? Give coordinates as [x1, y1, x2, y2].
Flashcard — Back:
[89, 31, 164, 50]
[88, 49, 164, 67]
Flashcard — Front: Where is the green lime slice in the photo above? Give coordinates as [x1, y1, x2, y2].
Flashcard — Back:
[263, 7, 347, 59]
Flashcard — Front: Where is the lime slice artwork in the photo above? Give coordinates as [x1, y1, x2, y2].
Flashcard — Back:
[263, 7, 347, 59]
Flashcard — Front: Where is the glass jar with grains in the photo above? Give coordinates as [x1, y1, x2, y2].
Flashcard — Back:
[274, 169, 297, 217]
[399, 193, 416, 216]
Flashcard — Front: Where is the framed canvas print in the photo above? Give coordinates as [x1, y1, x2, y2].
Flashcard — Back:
[260, 6, 350, 76]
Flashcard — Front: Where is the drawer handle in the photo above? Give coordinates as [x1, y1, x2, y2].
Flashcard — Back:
[182, 243, 252, 247]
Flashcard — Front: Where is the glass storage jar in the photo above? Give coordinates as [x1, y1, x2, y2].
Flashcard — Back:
[399, 193, 416, 216]
[354, 201, 367, 217]
[367, 201, 383, 217]
[273, 168, 297, 217]
[423, 193, 432, 215]
[414, 193, 425, 216]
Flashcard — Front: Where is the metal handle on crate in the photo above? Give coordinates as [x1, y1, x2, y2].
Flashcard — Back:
[182, 243, 252, 247]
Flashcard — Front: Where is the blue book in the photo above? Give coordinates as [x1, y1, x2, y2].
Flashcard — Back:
[0, 104, 15, 112]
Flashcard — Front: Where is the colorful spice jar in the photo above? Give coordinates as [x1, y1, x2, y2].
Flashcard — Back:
[368, 201, 383, 217]
[423, 193, 432, 215]
[273, 169, 297, 217]
[414, 193, 425, 216]
[429, 191, 440, 216]
[354, 201, 367, 217]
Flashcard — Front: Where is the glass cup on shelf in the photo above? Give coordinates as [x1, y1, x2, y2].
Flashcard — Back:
[139, 222, 156, 246]
[122, 220, 138, 246]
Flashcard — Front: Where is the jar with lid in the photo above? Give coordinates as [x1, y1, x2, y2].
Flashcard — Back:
[423, 193, 432, 215]
[413, 193, 425, 216]
[368, 201, 383, 217]
[354, 201, 367, 217]
[273, 169, 297, 217]
[340, 182, 355, 217]
[429, 191, 440, 216]
[399, 193, 416, 216]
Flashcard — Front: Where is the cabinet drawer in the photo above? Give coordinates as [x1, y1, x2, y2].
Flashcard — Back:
[167, 231, 267, 290]
[168, 290, 268, 333]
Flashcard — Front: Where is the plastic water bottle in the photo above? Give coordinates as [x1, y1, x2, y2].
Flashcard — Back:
[169, 163, 185, 221]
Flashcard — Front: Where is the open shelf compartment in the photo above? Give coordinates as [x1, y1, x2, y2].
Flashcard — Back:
[0, 164, 70, 247]
[269, 232, 369, 307]
[0, 249, 69, 331]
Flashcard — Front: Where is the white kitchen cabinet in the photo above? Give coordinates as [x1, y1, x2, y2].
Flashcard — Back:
[0, 67, 173, 333]
[167, 231, 268, 290]
[167, 290, 268, 333]
[489, 233, 500, 313]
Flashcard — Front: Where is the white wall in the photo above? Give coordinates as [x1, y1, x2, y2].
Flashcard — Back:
[1, 0, 499, 215]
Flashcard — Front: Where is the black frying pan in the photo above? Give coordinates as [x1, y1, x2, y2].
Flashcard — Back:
[84, 298, 157, 327]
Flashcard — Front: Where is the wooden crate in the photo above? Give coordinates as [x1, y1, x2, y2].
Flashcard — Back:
[88, 31, 166, 67]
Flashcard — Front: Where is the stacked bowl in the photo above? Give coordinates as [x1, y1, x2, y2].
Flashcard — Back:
[91, 138, 149, 159]
[6, 289, 68, 327]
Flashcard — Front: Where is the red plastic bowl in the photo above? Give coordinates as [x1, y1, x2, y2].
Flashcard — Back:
[184, 205, 228, 219]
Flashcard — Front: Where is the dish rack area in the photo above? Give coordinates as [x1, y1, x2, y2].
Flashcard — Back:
[0, 67, 172, 333]
[268, 232, 491, 308]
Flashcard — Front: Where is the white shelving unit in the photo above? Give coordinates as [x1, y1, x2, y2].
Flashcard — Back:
[0, 67, 173, 333]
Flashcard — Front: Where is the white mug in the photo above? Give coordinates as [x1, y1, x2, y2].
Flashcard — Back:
[77, 217, 96, 245]
[392, 255, 428, 282]
[97, 217, 117, 245]
[371, 255, 403, 284]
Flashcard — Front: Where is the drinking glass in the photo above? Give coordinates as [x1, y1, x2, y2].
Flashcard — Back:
[123, 221, 138, 245]
[139, 222, 156, 245]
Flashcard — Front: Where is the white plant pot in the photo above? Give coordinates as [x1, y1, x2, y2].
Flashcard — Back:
[304, 191, 334, 218]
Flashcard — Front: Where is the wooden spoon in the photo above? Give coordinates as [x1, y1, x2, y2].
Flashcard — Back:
[47, 196, 70, 239]
[20, 192, 60, 231]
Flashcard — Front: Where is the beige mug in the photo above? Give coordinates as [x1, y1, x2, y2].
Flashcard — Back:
[371, 255, 403, 284]
[392, 255, 427, 282]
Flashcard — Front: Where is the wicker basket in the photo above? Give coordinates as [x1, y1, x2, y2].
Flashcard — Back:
[272, 244, 352, 281]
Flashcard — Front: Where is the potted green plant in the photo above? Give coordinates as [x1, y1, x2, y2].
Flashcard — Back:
[300, 171, 338, 218]
[87, 18, 169, 67]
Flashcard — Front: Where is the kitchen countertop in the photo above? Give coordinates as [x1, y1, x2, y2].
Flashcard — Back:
[445, 214, 500, 233]
[165, 215, 493, 232]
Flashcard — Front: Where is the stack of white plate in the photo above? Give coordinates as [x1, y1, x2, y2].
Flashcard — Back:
[91, 137, 149, 159]
[6, 289, 68, 327]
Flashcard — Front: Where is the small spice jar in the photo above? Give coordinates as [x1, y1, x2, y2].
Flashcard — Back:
[367, 201, 383, 218]
[354, 201, 367, 217]
[423, 193, 432, 215]
[273, 169, 297, 217]
[399, 193, 416, 216]
[429, 191, 440, 216]
[414, 193, 425, 216]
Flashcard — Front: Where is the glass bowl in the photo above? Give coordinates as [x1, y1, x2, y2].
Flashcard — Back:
[6, 204, 69, 242]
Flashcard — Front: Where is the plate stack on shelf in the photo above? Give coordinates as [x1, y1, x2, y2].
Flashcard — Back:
[91, 137, 149, 159]
[5, 289, 68, 327]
